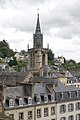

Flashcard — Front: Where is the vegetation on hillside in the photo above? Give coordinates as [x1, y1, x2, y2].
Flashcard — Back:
[63, 59, 80, 70]
[0, 40, 14, 58]
[0, 39, 80, 71]
[48, 49, 54, 65]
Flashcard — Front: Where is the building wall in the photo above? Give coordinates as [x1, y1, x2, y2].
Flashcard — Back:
[56, 100, 80, 120]
[36, 104, 56, 120]
[5, 103, 56, 120]
[5, 106, 34, 120]
[58, 77, 67, 85]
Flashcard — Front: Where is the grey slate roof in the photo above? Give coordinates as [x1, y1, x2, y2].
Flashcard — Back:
[4, 86, 28, 99]
[0, 71, 28, 85]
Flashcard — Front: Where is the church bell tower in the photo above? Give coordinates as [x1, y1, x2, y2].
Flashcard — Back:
[33, 14, 43, 48]
[28, 14, 48, 76]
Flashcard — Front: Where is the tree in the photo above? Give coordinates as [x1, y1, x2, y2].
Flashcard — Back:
[13, 60, 27, 71]
[0, 40, 14, 58]
[8, 57, 17, 67]
[63, 59, 77, 70]
[48, 49, 54, 65]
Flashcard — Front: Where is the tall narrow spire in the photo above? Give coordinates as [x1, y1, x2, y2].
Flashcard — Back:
[35, 14, 41, 33]
[33, 13, 43, 48]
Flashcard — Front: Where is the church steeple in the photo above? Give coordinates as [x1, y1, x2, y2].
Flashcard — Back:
[35, 14, 41, 33]
[33, 14, 43, 48]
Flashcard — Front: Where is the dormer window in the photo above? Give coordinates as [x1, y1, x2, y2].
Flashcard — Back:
[28, 97, 32, 105]
[37, 95, 41, 104]
[76, 91, 79, 97]
[51, 94, 54, 102]
[19, 98, 23, 106]
[44, 94, 48, 103]
[68, 92, 71, 98]
[9, 99, 14, 107]
[61, 92, 64, 99]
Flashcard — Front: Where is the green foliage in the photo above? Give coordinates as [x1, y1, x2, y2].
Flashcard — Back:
[13, 60, 27, 71]
[0, 40, 14, 58]
[48, 49, 54, 65]
[48, 49, 54, 61]
[8, 57, 17, 67]
[63, 59, 80, 70]
[0, 39, 9, 48]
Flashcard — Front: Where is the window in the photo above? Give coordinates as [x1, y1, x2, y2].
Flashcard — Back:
[51, 107, 55, 115]
[19, 113, 23, 120]
[51, 94, 54, 101]
[68, 103, 74, 112]
[76, 114, 80, 120]
[28, 111, 32, 119]
[9, 114, 14, 119]
[44, 108, 48, 117]
[60, 117, 66, 120]
[44, 94, 48, 103]
[9, 99, 14, 107]
[68, 115, 74, 120]
[28, 97, 32, 105]
[60, 105, 66, 113]
[61, 92, 64, 99]
[76, 102, 80, 110]
[19, 98, 23, 106]
[76, 91, 79, 97]
[68, 92, 71, 98]
[37, 109, 41, 118]
[36, 95, 40, 104]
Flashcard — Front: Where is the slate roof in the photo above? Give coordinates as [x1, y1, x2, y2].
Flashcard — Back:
[4, 86, 29, 99]
[0, 71, 28, 85]
[69, 70, 80, 77]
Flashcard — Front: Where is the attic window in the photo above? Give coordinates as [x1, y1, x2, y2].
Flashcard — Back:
[28, 97, 32, 105]
[68, 92, 71, 98]
[61, 92, 64, 99]
[37, 96, 41, 104]
[76, 91, 79, 97]
[19, 98, 23, 106]
[44, 94, 48, 103]
[51, 94, 54, 102]
[9, 99, 14, 107]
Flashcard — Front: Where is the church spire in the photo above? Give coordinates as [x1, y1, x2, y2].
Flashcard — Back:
[35, 14, 41, 33]
[33, 13, 43, 48]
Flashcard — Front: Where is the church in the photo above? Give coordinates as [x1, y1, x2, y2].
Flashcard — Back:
[28, 13, 48, 77]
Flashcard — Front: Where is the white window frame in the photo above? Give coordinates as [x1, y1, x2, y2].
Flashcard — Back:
[44, 108, 48, 117]
[28, 111, 32, 119]
[9, 99, 14, 107]
[28, 97, 32, 105]
[19, 98, 23, 106]
[37, 109, 41, 118]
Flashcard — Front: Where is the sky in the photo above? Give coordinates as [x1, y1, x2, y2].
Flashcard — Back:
[0, 0, 80, 62]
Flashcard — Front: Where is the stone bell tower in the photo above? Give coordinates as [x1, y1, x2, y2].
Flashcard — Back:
[28, 14, 48, 76]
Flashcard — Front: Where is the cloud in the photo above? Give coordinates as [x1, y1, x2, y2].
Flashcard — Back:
[0, 0, 80, 61]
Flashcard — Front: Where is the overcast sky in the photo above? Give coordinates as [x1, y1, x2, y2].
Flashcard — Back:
[0, 0, 80, 62]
